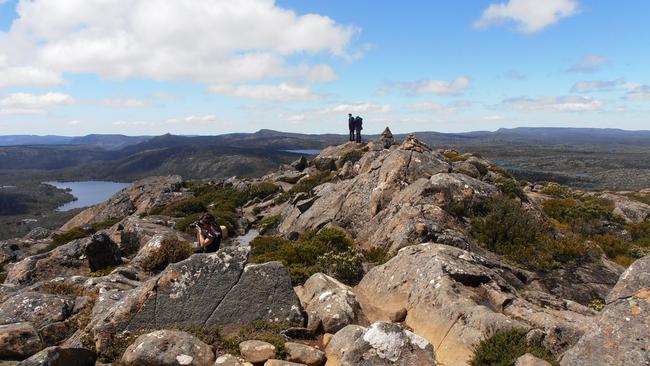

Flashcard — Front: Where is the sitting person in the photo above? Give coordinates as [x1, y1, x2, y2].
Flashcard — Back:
[193, 213, 223, 253]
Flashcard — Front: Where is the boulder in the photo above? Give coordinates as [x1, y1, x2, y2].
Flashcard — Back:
[16, 347, 96, 366]
[291, 156, 308, 172]
[300, 273, 365, 333]
[88, 247, 304, 358]
[265, 361, 305, 366]
[285, 342, 325, 366]
[239, 340, 276, 364]
[0, 322, 43, 358]
[59, 175, 188, 232]
[18, 347, 97, 366]
[84, 233, 122, 271]
[560, 254, 650, 366]
[0, 292, 74, 330]
[214, 354, 248, 366]
[515, 353, 552, 366]
[4, 238, 88, 287]
[356, 243, 594, 365]
[121, 330, 214, 366]
[337, 322, 436, 366]
[24, 228, 50, 241]
[324, 325, 366, 365]
[599, 192, 650, 223]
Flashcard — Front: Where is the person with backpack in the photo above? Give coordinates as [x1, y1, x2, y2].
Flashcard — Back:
[354, 115, 363, 143]
[348, 113, 355, 141]
[193, 212, 223, 253]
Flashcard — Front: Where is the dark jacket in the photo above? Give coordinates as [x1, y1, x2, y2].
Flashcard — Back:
[348, 116, 355, 131]
[354, 116, 363, 131]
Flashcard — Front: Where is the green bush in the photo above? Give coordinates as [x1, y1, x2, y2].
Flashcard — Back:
[250, 227, 357, 285]
[488, 164, 513, 178]
[471, 198, 589, 271]
[318, 248, 365, 285]
[140, 237, 194, 272]
[470, 328, 558, 366]
[152, 197, 206, 217]
[623, 192, 650, 205]
[540, 183, 574, 199]
[442, 150, 468, 162]
[257, 215, 282, 234]
[542, 198, 623, 236]
[495, 177, 527, 201]
[362, 246, 391, 265]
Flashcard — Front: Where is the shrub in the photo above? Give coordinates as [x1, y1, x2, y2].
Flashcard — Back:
[471, 198, 589, 271]
[470, 328, 558, 366]
[488, 164, 513, 178]
[257, 215, 282, 234]
[318, 248, 365, 285]
[0, 272, 6, 284]
[140, 237, 193, 272]
[495, 177, 527, 201]
[540, 183, 574, 199]
[471, 198, 547, 257]
[247, 182, 281, 201]
[588, 297, 606, 311]
[589, 234, 637, 267]
[362, 246, 391, 265]
[442, 150, 468, 162]
[152, 197, 206, 217]
[542, 198, 623, 236]
[250, 227, 357, 285]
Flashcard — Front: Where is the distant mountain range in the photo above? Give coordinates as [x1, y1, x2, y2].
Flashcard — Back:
[0, 134, 151, 150]
[1, 127, 650, 186]
[2, 127, 650, 150]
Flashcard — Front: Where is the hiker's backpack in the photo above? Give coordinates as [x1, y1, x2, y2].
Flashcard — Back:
[355, 116, 363, 129]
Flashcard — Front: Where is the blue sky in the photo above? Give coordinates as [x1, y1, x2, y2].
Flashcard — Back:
[0, 0, 648, 136]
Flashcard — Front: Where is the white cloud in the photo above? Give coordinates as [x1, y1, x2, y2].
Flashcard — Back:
[571, 79, 627, 93]
[408, 101, 472, 113]
[319, 103, 392, 114]
[0, 66, 64, 88]
[0, 0, 356, 87]
[475, 0, 579, 33]
[624, 85, 650, 102]
[567, 54, 608, 73]
[166, 115, 219, 124]
[66, 120, 81, 125]
[484, 115, 506, 121]
[501, 95, 603, 112]
[207, 83, 317, 101]
[100, 98, 147, 108]
[0, 92, 75, 114]
[384, 76, 471, 96]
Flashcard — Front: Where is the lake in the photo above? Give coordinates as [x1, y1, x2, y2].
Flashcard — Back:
[45, 181, 131, 211]
[283, 149, 322, 155]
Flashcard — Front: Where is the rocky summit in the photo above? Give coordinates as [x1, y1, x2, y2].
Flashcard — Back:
[1, 131, 649, 366]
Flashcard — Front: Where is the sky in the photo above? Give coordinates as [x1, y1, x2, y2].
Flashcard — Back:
[0, 0, 649, 136]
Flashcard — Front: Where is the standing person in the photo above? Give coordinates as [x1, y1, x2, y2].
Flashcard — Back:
[354, 115, 363, 143]
[348, 113, 355, 141]
[193, 212, 222, 253]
